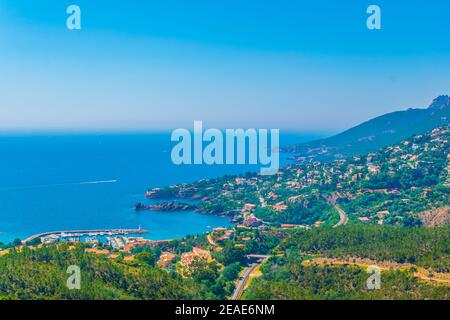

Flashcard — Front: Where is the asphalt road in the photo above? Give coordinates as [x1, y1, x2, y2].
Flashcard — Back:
[332, 204, 349, 228]
[230, 255, 270, 300]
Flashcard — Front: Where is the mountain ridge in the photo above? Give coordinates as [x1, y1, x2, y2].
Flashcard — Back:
[285, 95, 450, 161]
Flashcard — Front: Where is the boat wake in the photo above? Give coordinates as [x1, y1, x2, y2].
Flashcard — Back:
[79, 180, 118, 185]
[0, 179, 118, 190]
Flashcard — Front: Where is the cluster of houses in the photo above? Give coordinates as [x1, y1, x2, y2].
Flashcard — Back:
[236, 203, 263, 228]
[143, 125, 449, 230]
[155, 247, 214, 273]
[180, 247, 212, 267]
[214, 126, 449, 226]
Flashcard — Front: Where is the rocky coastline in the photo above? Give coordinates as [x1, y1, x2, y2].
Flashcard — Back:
[134, 201, 195, 212]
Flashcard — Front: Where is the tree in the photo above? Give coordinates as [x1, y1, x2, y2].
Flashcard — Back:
[189, 258, 219, 284]
[135, 251, 156, 267]
[11, 238, 22, 247]
[221, 262, 242, 282]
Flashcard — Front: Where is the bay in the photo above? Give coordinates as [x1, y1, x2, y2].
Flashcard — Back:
[0, 132, 324, 243]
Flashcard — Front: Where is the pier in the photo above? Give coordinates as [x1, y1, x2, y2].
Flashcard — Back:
[21, 228, 148, 244]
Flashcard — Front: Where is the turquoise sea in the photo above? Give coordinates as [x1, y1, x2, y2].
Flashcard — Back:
[0, 132, 323, 243]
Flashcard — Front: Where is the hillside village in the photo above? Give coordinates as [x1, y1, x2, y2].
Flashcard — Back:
[146, 125, 450, 228]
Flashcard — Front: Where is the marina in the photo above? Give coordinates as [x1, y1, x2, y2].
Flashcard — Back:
[21, 228, 148, 244]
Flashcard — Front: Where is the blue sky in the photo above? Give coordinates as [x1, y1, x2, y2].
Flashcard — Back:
[0, 0, 449, 132]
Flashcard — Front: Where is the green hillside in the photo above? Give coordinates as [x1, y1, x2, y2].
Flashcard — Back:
[284, 95, 450, 161]
[244, 225, 450, 300]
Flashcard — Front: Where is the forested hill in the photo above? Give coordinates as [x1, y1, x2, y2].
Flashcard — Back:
[0, 244, 206, 300]
[280, 225, 450, 272]
[244, 225, 450, 300]
[284, 95, 450, 161]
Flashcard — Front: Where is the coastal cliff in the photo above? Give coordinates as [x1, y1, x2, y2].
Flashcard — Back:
[134, 201, 195, 212]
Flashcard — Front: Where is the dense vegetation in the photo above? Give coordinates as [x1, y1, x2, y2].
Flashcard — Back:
[244, 254, 450, 300]
[0, 244, 207, 300]
[1, 224, 448, 300]
[255, 197, 336, 225]
[280, 225, 450, 272]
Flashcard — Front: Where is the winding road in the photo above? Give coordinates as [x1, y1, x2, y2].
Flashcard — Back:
[332, 203, 349, 228]
[230, 255, 270, 300]
[323, 193, 348, 228]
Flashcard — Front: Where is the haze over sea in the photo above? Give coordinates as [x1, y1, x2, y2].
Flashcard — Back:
[0, 132, 324, 243]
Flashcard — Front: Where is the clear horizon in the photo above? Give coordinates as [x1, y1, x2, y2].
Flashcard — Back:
[1, 0, 449, 132]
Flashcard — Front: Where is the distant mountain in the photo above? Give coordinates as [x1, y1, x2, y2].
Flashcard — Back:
[284, 95, 450, 161]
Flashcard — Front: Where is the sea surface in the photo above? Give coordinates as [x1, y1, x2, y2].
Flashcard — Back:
[0, 132, 325, 243]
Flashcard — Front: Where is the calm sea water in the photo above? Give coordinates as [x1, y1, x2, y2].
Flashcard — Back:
[0, 132, 323, 243]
